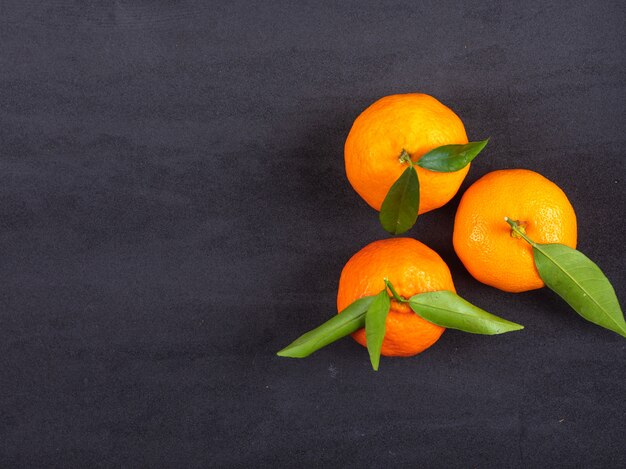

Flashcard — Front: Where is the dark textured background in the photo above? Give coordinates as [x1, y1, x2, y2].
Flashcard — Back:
[1, 1, 625, 467]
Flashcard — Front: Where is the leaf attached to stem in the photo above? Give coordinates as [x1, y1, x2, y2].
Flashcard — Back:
[505, 217, 626, 338]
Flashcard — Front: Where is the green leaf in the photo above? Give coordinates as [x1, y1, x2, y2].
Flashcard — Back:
[409, 290, 524, 334]
[365, 289, 391, 371]
[417, 139, 489, 172]
[379, 165, 420, 235]
[277, 296, 375, 358]
[532, 243, 626, 338]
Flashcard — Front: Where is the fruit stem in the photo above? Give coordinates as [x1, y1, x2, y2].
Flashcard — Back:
[384, 278, 408, 303]
[504, 217, 536, 247]
[399, 149, 413, 167]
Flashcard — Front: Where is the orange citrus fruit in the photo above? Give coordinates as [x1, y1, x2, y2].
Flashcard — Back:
[453, 169, 577, 293]
[336, 238, 455, 356]
[344, 93, 470, 214]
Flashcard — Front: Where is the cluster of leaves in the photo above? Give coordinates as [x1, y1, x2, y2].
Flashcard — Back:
[380, 140, 489, 234]
[278, 279, 523, 371]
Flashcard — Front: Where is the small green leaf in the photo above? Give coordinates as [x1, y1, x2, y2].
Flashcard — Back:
[417, 139, 489, 172]
[379, 165, 420, 235]
[409, 291, 524, 334]
[365, 289, 391, 371]
[277, 296, 375, 358]
[532, 243, 626, 338]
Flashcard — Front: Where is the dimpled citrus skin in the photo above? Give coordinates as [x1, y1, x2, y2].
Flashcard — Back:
[337, 238, 455, 357]
[453, 169, 577, 293]
[344, 93, 470, 214]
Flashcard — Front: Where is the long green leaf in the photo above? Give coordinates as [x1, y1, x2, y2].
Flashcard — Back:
[379, 165, 420, 235]
[417, 139, 489, 172]
[533, 243, 626, 338]
[409, 290, 524, 334]
[365, 290, 391, 371]
[276, 296, 375, 358]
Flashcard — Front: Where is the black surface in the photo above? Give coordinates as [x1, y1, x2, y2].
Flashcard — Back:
[1, 1, 625, 467]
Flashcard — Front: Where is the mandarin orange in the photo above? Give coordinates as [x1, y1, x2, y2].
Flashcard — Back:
[344, 93, 469, 214]
[336, 237, 455, 356]
[453, 169, 577, 292]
